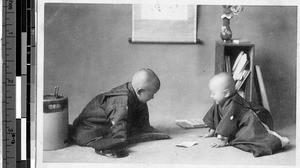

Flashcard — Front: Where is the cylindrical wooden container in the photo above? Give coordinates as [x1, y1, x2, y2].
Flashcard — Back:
[43, 94, 68, 150]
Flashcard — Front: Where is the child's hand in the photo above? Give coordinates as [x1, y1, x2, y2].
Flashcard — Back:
[210, 140, 227, 148]
[210, 135, 228, 148]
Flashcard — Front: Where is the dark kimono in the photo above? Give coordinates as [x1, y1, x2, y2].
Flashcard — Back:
[203, 92, 282, 157]
[72, 82, 169, 150]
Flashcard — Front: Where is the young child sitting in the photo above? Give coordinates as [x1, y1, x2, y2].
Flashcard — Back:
[72, 68, 170, 158]
[201, 72, 289, 157]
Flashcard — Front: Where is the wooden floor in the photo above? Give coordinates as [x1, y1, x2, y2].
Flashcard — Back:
[43, 122, 296, 167]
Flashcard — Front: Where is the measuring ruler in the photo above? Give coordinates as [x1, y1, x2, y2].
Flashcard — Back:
[2, 0, 35, 168]
[2, 0, 17, 167]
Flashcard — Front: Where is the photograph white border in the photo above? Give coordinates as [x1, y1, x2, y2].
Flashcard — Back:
[36, 0, 300, 168]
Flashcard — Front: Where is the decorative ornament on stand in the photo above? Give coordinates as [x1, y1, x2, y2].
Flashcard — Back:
[221, 5, 243, 43]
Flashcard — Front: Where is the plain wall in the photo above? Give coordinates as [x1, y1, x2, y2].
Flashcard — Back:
[44, 4, 296, 130]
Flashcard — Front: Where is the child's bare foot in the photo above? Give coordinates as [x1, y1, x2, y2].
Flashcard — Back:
[281, 137, 290, 147]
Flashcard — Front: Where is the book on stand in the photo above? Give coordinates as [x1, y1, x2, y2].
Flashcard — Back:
[225, 50, 251, 91]
[232, 53, 248, 81]
[235, 70, 251, 90]
[225, 56, 231, 74]
[232, 51, 244, 72]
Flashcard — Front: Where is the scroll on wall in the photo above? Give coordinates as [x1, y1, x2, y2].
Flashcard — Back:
[132, 4, 197, 43]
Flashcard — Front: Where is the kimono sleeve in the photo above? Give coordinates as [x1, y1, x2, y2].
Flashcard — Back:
[215, 103, 240, 141]
[109, 105, 129, 139]
[135, 104, 160, 133]
[203, 103, 220, 130]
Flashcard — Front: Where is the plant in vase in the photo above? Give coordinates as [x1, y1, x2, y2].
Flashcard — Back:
[221, 5, 243, 42]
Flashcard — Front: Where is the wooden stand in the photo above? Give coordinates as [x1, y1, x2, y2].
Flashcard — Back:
[215, 41, 255, 102]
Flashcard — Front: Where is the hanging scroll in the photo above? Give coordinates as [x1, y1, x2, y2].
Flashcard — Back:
[132, 4, 197, 43]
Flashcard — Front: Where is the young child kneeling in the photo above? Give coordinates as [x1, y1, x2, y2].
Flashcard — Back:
[202, 72, 289, 157]
[72, 68, 170, 158]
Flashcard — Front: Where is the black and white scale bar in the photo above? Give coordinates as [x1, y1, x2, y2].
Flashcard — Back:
[16, 77, 26, 161]
[16, 0, 29, 165]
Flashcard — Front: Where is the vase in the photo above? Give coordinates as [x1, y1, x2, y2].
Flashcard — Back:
[220, 18, 232, 42]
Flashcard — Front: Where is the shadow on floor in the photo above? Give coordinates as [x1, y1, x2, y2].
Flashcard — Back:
[276, 143, 295, 154]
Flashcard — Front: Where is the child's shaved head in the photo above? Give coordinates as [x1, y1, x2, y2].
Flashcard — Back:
[132, 68, 160, 91]
[209, 72, 235, 105]
[209, 72, 235, 93]
[132, 68, 160, 103]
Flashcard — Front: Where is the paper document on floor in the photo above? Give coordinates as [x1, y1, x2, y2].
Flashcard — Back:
[176, 141, 198, 148]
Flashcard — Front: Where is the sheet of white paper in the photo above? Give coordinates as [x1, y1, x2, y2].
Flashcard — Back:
[176, 141, 198, 148]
